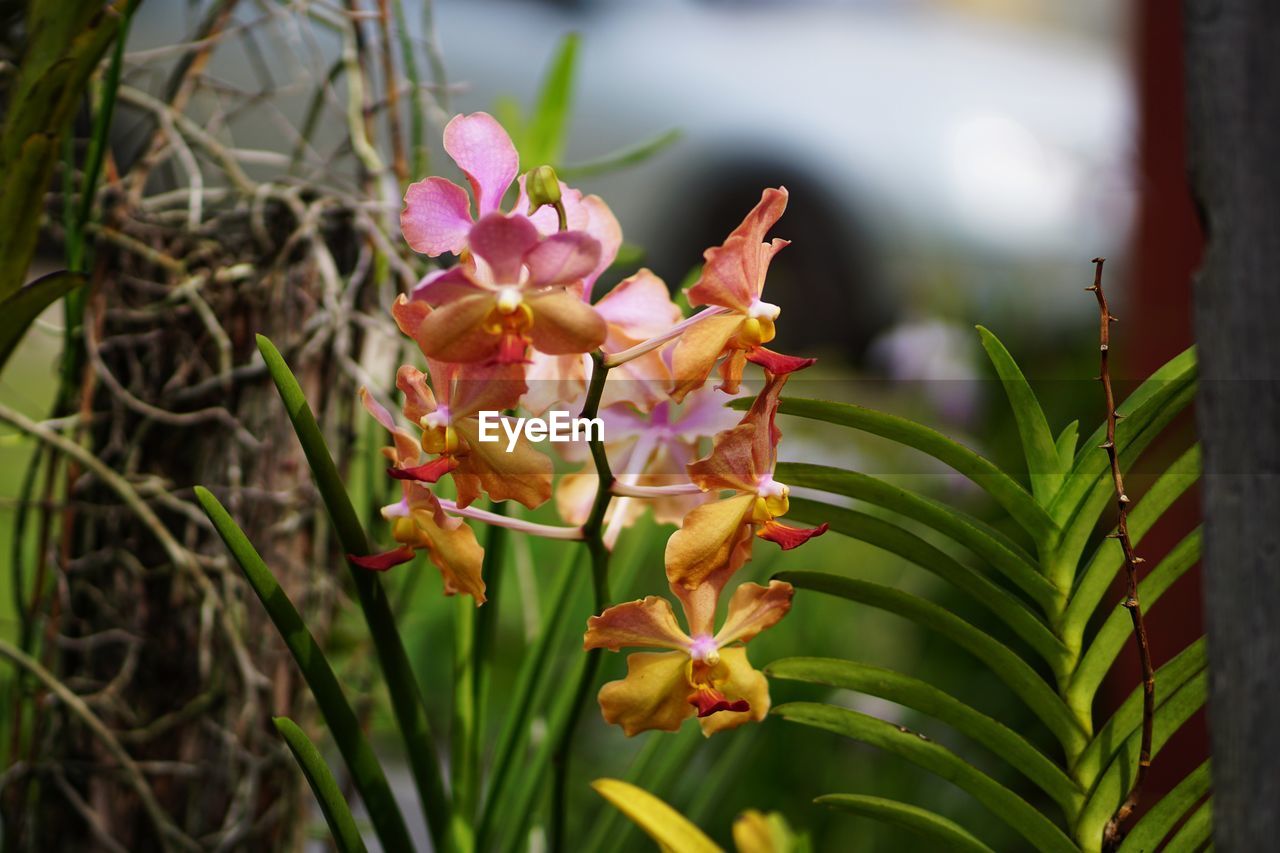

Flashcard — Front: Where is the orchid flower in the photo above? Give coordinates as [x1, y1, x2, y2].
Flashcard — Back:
[389, 296, 553, 509]
[670, 187, 815, 400]
[665, 372, 828, 590]
[349, 389, 487, 604]
[557, 384, 741, 544]
[585, 576, 794, 736]
[408, 213, 607, 364]
[526, 268, 681, 415]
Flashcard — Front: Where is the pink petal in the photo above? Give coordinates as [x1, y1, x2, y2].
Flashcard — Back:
[401, 177, 474, 257]
[595, 269, 681, 339]
[579, 195, 623, 298]
[443, 112, 519, 216]
[349, 546, 416, 571]
[745, 346, 817, 377]
[524, 231, 602, 287]
[469, 213, 540, 283]
[412, 266, 483, 305]
[758, 520, 829, 550]
[388, 457, 458, 483]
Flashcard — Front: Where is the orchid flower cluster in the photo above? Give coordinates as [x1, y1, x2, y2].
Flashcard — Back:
[356, 113, 827, 738]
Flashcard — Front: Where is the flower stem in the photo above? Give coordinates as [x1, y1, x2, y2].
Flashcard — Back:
[437, 499, 583, 540]
[550, 351, 614, 852]
[610, 481, 704, 498]
[602, 306, 732, 368]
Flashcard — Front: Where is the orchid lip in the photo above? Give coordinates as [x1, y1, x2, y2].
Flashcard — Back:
[748, 299, 781, 321]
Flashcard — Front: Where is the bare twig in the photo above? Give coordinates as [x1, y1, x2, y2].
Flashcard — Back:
[1090, 258, 1156, 850]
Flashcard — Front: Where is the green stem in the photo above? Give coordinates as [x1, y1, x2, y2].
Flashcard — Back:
[451, 597, 476, 853]
[550, 352, 613, 852]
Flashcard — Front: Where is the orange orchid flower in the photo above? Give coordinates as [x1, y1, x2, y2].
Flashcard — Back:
[390, 298, 553, 509]
[665, 372, 827, 590]
[349, 389, 487, 604]
[585, 576, 794, 737]
[670, 187, 815, 401]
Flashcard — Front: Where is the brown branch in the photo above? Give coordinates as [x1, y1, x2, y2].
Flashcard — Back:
[1090, 257, 1156, 850]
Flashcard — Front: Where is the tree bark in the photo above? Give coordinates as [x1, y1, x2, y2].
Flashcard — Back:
[1183, 2, 1280, 848]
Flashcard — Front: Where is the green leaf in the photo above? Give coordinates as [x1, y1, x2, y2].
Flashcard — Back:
[815, 794, 996, 853]
[1061, 443, 1201, 656]
[1074, 669, 1209, 849]
[1071, 638, 1206, 790]
[1055, 420, 1079, 476]
[256, 335, 450, 850]
[1049, 346, 1197, 528]
[786, 498, 1068, 671]
[1162, 798, 1212, 853]
[591, 779, 723, 853]
[777, 571, 1086, 755]
[774, 703, 1076, 853]
[0, 271, 83, 369]
[558, 129, 682, 178]
[273, 717, 368, 853]
[195, 488, 412, 853]
[767, 658, 1081, 815]
[525, 33, 580, 166]
[1118, 760, 1211, 853]
[744, 397, 1057, 544]
[977, 326, 1064, 504]
[1067, 528, 1201, 719]
[781, 466, 1049, 602]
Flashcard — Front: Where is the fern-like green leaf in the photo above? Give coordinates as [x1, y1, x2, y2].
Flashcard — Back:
[1117, 760, 1210, 853]
[816, 794, 996, 853]
[774, 703, 1076, 853]
[1161, 798, 1212, 853]
[977, 326, 1064, 504]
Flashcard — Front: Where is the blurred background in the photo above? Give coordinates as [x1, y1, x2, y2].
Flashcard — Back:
[0, 1, 1204, 850]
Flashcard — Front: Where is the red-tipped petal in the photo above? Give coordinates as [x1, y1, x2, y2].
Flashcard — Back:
[493, 333, 530, 365]
[688, 688, 750, 718]
[349, 546, 416, 571]
[758, 520, 829, 550]
[745, 346, 817, 376]
[387, 457, 458, 484]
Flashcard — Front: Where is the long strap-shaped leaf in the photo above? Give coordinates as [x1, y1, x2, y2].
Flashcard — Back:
[734, 396, 1057, 544]
[1117, 760, 1211, 853]
[273, 717, 368, 853]
[786, 498, 1068, 672]
[590, 779, 722, 853]
[977, 326, 1064, 504]
[1074, 670, 1209, 850]
[1071, 638, 1207, 788]
[776, 463, 1041, 594]
[816, 794, 996, 853]
[767, 657, 1082, 815]
[1061, 444, 1201, 652]
[1161, 798, 1212, 853]
[256, 335, 449, 849]
[778, 571, 1086, 755]
[774, 703, 1076, 853]
[1049, 346, 1196, 529]
[196, 489, 411, 852]
[1067, 529, 1202, 719]
[1047, 380, 1198, 596]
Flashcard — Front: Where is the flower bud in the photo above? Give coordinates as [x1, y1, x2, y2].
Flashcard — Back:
[525, 165, 563, 214]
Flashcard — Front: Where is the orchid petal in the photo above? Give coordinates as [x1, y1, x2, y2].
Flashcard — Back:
[523, 231, 602, 287]
[447, 361, 528, 420]
[585, 596, 692, 652]
[411, 265, 483, 306]
[687, 423, 760, 494]
[745, 346, 817, 377]
[349, 546, 416, 571]
[526, 289, 607, 355]
[452, 418, 553, 509]
[415, 293, 501, 363]
[716, 348, 750, 396]
[597, 651, 695, 737]
[713, 581, 794, 647]
[360, 387, 419, 464]
[596, 269, 682, 340]
[395, 365, 438, 424]
[401, 177, 474, 257]
[758, 520, 829, 550]
[469, 213, 541, 284]
[579, 194, 623, 296]
[697, 647, 769, 736]
[523, 350, 588, 415]
[689, 689, 749, 718]
[687, 187, 788, 310]
[665, 493, 756, 593]
[387, 457, 458, 484]
[670, 314, 744, 402]
[408, 505, 487, 604]
[555, 470, 598, 526]
[442, 112, 519, 216]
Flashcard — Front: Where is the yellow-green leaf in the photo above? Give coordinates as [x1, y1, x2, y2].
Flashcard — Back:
[591, 778, 724, 853]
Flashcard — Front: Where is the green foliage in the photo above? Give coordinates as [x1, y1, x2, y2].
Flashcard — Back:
[767, 335, 1205, 853]
[273, 717, 369, 853]
[0, 272, 83, 371]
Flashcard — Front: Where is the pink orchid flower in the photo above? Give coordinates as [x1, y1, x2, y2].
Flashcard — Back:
[670, 187, 816, 400]
[408, 213, 607, 364]
[666, 371, 828, 590]
[389, 297, 554, 509]
[349, 390, 487, 604]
